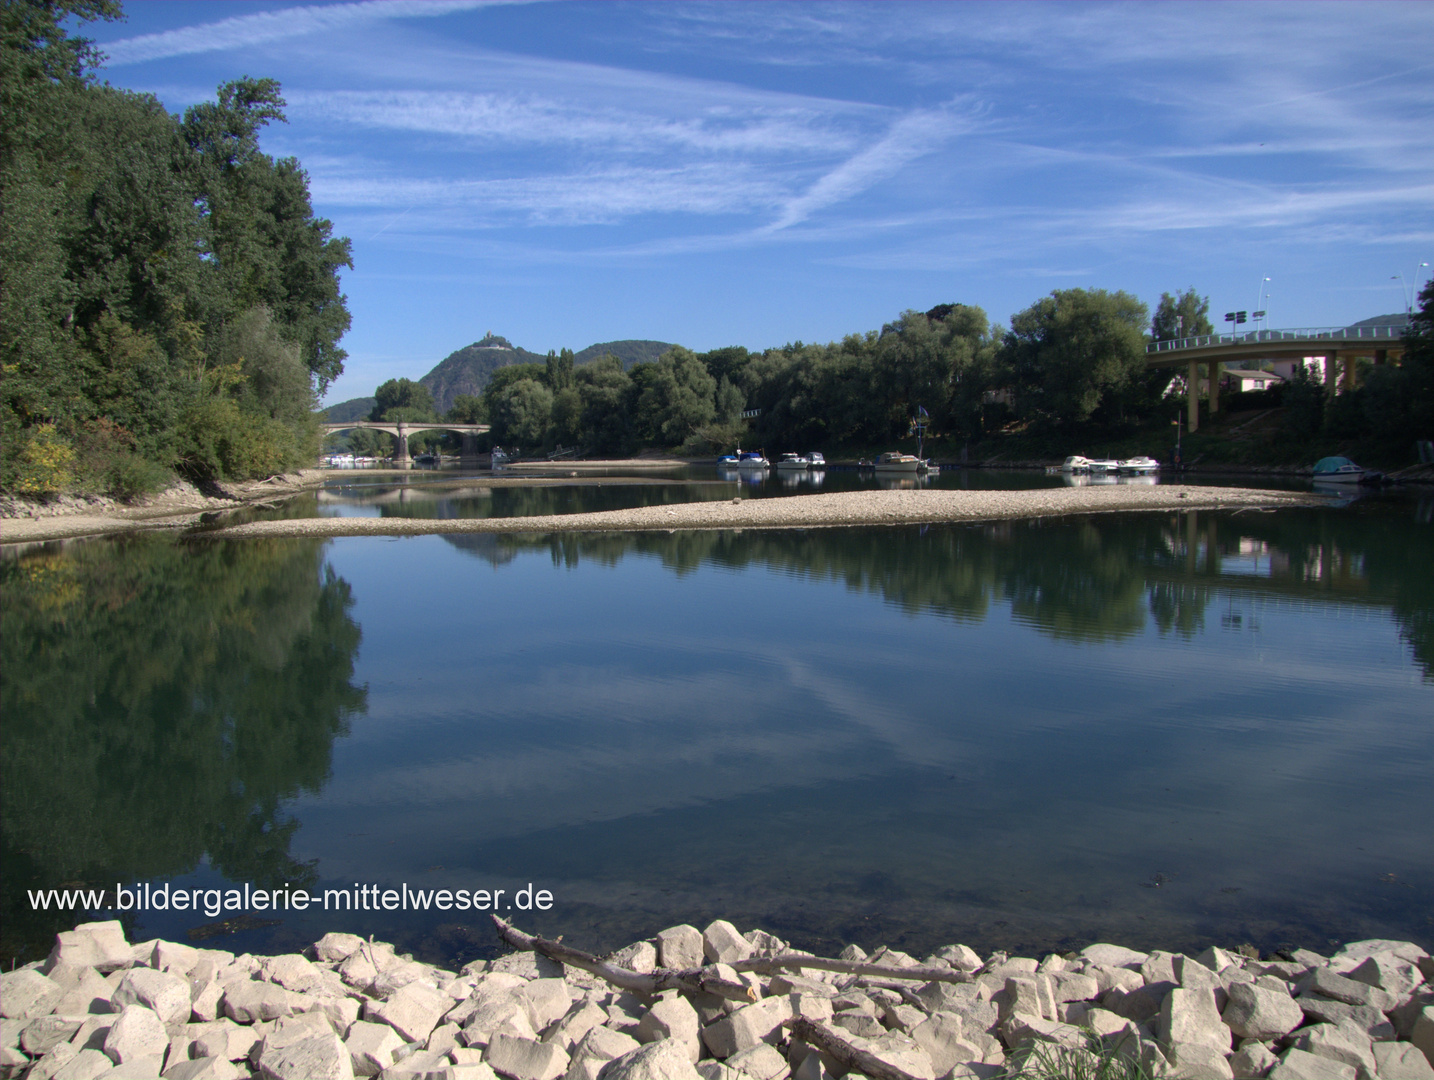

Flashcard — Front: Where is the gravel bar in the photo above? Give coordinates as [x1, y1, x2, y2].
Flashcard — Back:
[197, 485, 1324, 541]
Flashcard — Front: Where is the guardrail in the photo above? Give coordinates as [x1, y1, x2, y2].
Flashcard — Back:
[1147, 325, 1408, 354]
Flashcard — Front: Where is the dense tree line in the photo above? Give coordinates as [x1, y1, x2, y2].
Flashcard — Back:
[2, 1, 351, 495]
[453, 292, 1163, 457]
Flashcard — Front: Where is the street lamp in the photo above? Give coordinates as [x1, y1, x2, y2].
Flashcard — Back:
[1255, 277, 1271, 328]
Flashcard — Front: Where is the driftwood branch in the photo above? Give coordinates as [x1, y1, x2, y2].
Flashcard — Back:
[732, 952, 972, 984]
[490, 916, 756, 1003]
[785, 1017, 925, 1080]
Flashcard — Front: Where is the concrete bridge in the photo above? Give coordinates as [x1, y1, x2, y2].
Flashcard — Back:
[321, 421, 490, 465]
[1146, 323, 1406, 432]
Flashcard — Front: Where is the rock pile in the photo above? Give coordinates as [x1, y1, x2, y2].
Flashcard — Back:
[3, 920, 1433, 1080]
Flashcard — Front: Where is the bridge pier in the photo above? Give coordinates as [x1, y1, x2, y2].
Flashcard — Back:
[1188, 358, 1200, 433]
[393, 422, 411, 466]
[1208, 361, 1221, 416]
[1325, 351, 1339, 398]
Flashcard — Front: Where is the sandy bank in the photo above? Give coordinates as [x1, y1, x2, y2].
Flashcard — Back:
[199, 485, 1323, 542]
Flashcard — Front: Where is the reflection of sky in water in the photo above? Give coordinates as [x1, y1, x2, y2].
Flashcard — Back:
[284, 519, 1433, 957]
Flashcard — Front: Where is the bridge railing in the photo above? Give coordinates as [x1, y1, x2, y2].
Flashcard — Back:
[1147, 325, 1408, 354]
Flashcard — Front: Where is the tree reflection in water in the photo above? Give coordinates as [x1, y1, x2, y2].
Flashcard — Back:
[1, 536, 366, 962]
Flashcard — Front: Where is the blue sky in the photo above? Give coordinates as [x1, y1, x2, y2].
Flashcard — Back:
[85, 1, 1434, 406]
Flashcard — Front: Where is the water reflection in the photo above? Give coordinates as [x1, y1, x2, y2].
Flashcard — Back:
[1, 537, 366, 962]
[3, 505, 1430, 968]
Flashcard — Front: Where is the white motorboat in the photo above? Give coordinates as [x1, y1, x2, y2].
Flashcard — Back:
[1312, 456, 1373, 484]
[1087, 459, 1121, 474]
[1060, 456, 1092, 473]
[874, 451, 922, 473]
[736, 450, 769, 470]
[774, 453, 808, 471]
[1118, 456, 1160, 475]
[806, 452, 826, 467]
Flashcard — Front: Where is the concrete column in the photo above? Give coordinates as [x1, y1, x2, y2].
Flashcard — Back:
[1188, 358, 1200, 433]
[1324, 351, 1339, 397]
[1209, 361, 1221, 415]
[1342, 354, 1359, 392]
[393, 422, 411, 465]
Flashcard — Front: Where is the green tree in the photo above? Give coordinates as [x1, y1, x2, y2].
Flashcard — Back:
[633, 347, 717, 448]
[488, 378, 553, 447]
[576, 355, 634, 455]
[1151, 288, 1213, 342]
[371, 378, 436, 422]
[546, 347, 575, 392]
[446, 394, 487, 424]
[1001, 289, 1150, 430]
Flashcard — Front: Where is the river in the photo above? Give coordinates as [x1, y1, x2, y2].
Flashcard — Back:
[3, 470, 1430, 970]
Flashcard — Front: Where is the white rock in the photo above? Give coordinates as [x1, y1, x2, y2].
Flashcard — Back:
[634, 994, 699, 1061]
[1292, 1022, 1374, 1077]
[0, 968, 65, 1019]
[46, 923, 133, 974]
[345, 1019, 406, 1077]
[597, 1038, 702, 1080]
[1347, 953, 1425, 1000]
[1163, 1040, 1235, 1080]
[263, 954, 324, 994]
[162, 1055, 248, 1079]
[518, 979, 574, 1031]
[482, 1033, 568, 1080]
[701, 997, 792, 1058]
[49, 1047, 115, 1080]
[188, 1018, 258, 1062]
[104, 1052, 167, 1078]
[1228, 1041, 1278, 1078]
[1195, 948, 1242, 975]
[459, 993, 536, 1048]
[654, 927, 705, 972]
[112, 968, 193, 1027]
[1080, 944, 1148, 969]
[932, 945, 983, 972]
[257, 1029, 355, 1080]
[1269, 1047, 1355, 1080]
[365, 982, 449, 1044]
[1413, 1006, 1434, 1066]
[1159, 989, 1231, 1054]
[25, 1041, 79, 1080]
[1373, 1041, 1434, 1080]
[702, 922, 754, 966]
[1050, 972, 1100, 1003]
[52, 968, 114, 1016]
[223, 979, 293, 1024]
[911, 1012, 981, 1076]
[1222, 983, 1302, 1042]
[103, 1004, 169, 1064]
[607, 943, 657, 976]
[316, 934, 367, 963]
[565, 1026, 641, 1080]
[1302, 967, 1396, 1012]
[154, 941, 202, 976]
[21, 1015, 84, 1055]
[724, 1042, 788, 1080]
[542, 1001, 607, 1051]
[1330, 940, 1429, 969]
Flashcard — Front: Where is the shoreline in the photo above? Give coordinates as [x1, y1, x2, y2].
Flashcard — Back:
[0, 484, 1327, 546]
[4, 919, 1430, 1080]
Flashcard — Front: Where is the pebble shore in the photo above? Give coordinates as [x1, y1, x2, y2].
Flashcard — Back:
[4, 920, 1431, 1080]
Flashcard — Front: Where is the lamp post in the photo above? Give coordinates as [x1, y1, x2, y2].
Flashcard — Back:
[1255, 277, 1270, 328]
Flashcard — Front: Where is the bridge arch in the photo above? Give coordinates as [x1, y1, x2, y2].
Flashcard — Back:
[320, 421, 491, 465]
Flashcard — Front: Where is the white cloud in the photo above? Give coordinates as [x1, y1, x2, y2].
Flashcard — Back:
[102, 0, 514, 66]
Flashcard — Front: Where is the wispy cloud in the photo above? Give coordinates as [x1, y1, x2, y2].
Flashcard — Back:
[103, 0, 515, 66]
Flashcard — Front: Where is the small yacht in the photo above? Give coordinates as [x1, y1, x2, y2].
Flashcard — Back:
[1059, 455, 1092, 473]
[874, 451, 922, 473]
[1117, 456, 1160, 475]
[736, 450, 770, 470]
[806, 452, 826, 468]
[1087, 459, 1122, 474]
[774, 452, 808, 471]
[1312, 456, 1377, 484]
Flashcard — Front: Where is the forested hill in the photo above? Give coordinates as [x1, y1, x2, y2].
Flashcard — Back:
[418, 335, 675, 414]
[322, 397, 377, 423]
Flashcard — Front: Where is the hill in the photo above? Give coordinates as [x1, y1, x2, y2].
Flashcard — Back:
[323, 396, 377, 422]
[419, 334, 676, 414]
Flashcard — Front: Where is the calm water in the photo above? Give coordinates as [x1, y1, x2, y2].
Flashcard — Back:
[4, 488, 1431, 970]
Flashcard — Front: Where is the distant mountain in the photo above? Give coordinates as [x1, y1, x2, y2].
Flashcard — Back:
[418, 334, 677, 415]
[323, 396, 377, 422]
[1347, 313, 1410, 329]
[572, 340, 676, 368]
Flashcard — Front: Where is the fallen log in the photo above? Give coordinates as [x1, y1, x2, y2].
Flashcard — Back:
[785, 1016, 926, 1080]
[490, 916, 756, 1003]
[732, 952, 973, 985]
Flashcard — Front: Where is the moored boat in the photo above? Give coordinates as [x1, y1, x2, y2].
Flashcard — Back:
[1312, 456, 1378, 484]
[774, 453, 808, 471]
[874, 451, 922, 473]
[1060, 455, 1092, 473]
[1118, 456, 1160, 475]
[736, 450, 770, 470]
[806, 452, 826, 468]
